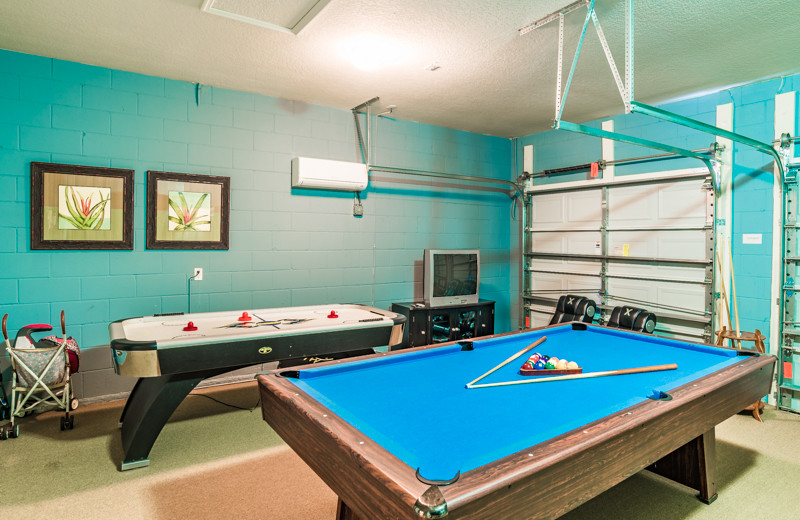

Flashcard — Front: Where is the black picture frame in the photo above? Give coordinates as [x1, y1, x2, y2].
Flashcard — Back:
[30, 162, 134, 250]
[146, 170, 230, 250]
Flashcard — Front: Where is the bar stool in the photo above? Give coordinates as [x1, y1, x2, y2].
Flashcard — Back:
[714, 326, 766, 422]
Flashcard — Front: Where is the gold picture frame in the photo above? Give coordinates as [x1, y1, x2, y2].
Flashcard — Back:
[30, 162, 134, 250]
[146, 170, 230, 250]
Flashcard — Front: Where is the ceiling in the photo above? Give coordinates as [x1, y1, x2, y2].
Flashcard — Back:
[1, 0, 799, 138]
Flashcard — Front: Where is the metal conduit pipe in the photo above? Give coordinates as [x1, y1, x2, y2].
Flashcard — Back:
[368, 165, 524, 200]
[605, 145, 718, 165]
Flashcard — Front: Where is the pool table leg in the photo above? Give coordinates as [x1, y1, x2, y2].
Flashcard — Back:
[647, 428, 718, 504]
[335, 498, 361, 520]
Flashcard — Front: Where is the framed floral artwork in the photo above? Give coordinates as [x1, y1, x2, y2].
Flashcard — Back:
[30, 162, 134, 250]
[146, 170, 230, 250]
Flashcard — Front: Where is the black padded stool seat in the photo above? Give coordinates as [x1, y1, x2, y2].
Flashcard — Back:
[606, 305, 657, 334]
[549, 295, 597, 325]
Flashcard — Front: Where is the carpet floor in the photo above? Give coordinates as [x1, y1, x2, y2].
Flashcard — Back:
[1, 381, 798, 519]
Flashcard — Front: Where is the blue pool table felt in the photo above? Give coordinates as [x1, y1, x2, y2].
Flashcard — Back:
[288, 325, 741, 482]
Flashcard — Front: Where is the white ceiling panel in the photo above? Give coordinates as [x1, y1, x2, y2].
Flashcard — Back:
[0, 0, 798, 138]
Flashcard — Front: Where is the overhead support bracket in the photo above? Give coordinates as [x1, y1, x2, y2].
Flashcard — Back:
[521, 0, 632, 119]
[351, 97, 380, 113]
[629, 101, 786, 182]
[590, 8, 626, 105]
[555, 120, 719, 191]
[518, 0, 590, 36]
[352, 97, 380, 166]
[555, 0, 595, 122]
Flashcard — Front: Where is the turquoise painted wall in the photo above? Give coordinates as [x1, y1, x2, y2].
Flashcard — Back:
[0, 49, 514, 350]
[517, 73, 800, 350]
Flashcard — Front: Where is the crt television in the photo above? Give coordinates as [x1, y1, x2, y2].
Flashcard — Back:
[423, 249, 480, 307]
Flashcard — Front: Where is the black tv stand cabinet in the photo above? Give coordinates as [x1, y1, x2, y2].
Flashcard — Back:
[390, 300, 495, 349]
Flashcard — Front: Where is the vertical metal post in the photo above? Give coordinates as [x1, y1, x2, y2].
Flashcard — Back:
[704, 174, 716, 343]
[624, 0, 633, 110]
[600, 186, 609, 316]
[781, 171, 797, 410]
[554, 13, 564, 123]
[366, 102, 372, 166]
[556, 1, 595, 123]
[522, 193, 531, 329]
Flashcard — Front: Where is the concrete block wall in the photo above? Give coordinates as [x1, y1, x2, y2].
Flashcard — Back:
[0, 49, 515, 402]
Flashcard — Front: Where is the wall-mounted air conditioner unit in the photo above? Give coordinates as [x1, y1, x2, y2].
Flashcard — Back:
[291, 157, 368, 192]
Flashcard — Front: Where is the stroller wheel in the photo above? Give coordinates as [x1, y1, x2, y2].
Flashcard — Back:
[70, 398, 79, 411]
[60, 416, 66, 431]
[10, 424, 19, 438]
[0, 426, 7, 440]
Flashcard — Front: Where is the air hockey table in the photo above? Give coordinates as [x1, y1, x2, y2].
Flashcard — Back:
[109, 303, 405, 470]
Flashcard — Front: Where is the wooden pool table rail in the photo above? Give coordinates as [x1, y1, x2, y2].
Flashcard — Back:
[257, 328, 775, 520]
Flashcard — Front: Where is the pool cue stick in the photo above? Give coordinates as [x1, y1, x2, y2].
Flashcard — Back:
[465, 336, 547, 388]
[727, 239, 742, 348]
[467, 363, 678, 389]
[715, 248, 734, 336]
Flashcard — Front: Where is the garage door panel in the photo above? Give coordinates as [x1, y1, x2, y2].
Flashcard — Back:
[606, 187, 653, 223]
[606, 281, 706, 313]
[527, 306, 555, 329]
[530, 273, 601, 294]
[530, 231, 601, 274]
[531, 196, 565, 226]
[606, 263, 706, 283]
[608, 181, 707, 228]
[531, 191, 602, 230]
[656, 285, 707, 314]
[567, 191, 603, 224]
[608, 230, 707, 260]
[656, 182, 707, 222]
[531, 231, 601, 254]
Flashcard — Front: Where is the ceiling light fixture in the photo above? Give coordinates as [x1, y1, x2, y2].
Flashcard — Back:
[340, 35, 406, 71]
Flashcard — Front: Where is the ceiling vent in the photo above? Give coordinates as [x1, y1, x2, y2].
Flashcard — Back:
[200, 0, 332, 35]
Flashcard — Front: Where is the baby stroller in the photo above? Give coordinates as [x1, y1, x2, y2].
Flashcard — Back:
[0, 311, 79, 439]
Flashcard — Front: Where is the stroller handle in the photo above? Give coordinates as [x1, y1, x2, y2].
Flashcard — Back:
[2, 313, 7, 343]
[61, 310, 66, 335]
[16, 324, 54, 339]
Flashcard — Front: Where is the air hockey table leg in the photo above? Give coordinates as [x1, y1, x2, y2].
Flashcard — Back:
[118, 373, 204, 470]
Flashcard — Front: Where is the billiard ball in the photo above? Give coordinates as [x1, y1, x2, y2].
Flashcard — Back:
[544, 362, 555, 369]
[549, 357, 560, 366]
[534, 360, 546, 369]
[556, 359, 568, 369]
[522, 362, 533, 370]
[540, 355, 550, 362]
[567, 361, 579, 369]
[528, 353, 541, 364]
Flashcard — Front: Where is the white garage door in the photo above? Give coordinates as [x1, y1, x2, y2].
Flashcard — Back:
[524, 168, 714, 342]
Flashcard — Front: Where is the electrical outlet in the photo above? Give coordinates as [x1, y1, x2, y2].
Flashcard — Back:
[193, 267, 203, 281]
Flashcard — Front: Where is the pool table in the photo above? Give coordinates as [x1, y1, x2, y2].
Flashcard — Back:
[257, 322, 775, 520]
[109, 303, 405, 470]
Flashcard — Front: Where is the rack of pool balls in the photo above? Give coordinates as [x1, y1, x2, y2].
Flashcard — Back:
[519, 353, 582, 376]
